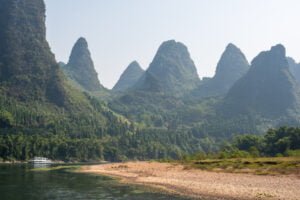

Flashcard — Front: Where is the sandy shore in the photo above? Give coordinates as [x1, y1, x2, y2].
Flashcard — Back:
[80, 161, 300, 200]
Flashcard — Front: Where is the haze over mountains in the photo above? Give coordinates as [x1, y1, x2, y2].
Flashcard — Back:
[57, 35, 300, 133]
[63, 37, 105, 92]
[1, 0, 300, 161]
[0, 0, 204, 161]
[113, 61, 144, 92]
[0, 0, 66, 106]
[194, 43, 250, 98]
[0, 0, 129, 137]
[134, 40, 200, 94]
[223, 44, 300, 118]
[287, 57, 300, 83]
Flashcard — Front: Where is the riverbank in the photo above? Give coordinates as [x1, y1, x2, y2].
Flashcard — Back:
[0, 159, 106, 164]
[80, 161, 300, 200]
[182, 157, 300, 175]
[0, 160, 27, 164]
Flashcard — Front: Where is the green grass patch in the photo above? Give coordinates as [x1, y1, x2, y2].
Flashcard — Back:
[30, 165, 80, 172]
[180, 157, 300, 175]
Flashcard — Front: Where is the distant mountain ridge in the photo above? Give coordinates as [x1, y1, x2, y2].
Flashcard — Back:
[113, 61, 144, 92]
[110, 42, 300, 134]
[223, 44, 300, 119]
[135, 40, 200, 94]
[0, 0, 130, 139]
[2, 0, 300, 162]
[193, 43, 249, 98]
[287, 57, 300, 83]
[0, 0, 67, 106]
[63, 37, 105, 92]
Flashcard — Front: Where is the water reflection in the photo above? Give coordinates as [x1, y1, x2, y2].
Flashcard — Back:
[32, 163, 52, 169]
[0, 164, 192, 200]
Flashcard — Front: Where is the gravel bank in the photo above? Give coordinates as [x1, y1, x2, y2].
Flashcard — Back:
[80, 162, 300, 200]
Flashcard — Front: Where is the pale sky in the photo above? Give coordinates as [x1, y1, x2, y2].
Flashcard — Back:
[45, 0, 300, 89]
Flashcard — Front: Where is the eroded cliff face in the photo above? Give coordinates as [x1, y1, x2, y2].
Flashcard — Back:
[223, 44, 300, 118]
[194, 43, 250, 98]
[113, 61, 144, 92]
[136, 40, 200, 94]
[0, 0, 67, 106]
[64, 37, 104, 92]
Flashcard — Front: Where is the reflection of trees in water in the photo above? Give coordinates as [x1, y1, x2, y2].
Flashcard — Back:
[0, 165, 188, 200]
[32, 163, 52, 169]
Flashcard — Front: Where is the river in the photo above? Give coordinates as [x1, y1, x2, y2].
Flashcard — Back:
[0, 164, 191, 200]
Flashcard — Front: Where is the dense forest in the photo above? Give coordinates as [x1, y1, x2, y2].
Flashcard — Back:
[1, 126, 299, 162]
[1, 0, 300, 163]
[0, 129, 204, 162]
[184, 127, 300, 160]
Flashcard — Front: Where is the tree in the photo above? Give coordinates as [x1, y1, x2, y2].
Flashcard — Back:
[0, 110, 14, 128]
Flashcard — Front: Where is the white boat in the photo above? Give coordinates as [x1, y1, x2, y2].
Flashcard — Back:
[29, 157, 52, 164]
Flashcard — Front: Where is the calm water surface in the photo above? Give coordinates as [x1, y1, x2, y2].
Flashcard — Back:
[0, 164, 192, 200]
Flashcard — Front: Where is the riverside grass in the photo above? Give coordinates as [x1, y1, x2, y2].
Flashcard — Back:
[28, 156, 300, 175]
[30, 165, 81, 172]
[80, 161, 300, 200]
[179, 156, 300, 175]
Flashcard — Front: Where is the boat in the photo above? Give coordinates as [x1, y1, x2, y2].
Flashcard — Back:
[29, 157, 52, 164]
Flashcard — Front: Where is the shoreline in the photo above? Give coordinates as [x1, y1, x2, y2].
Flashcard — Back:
[0, 160, 27, 164]
[80, 161, 300, 200]
[0, 160, 107, 164]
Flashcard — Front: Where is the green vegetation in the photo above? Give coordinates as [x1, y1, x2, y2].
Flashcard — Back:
[2, 0, 300, 166]
[30, 165, 80, 172]
[222, 45, 300, 120]
[183, 127, 300, 159]
[0, 128, 203, 162]
[0, 1, 207, 163]
[180, 127, 300, 175]
[111, 44, 300, 138]
[193, 43, 250, 98]
[183, 157, 300, 175]
[62, 37, 106, 92]
[113, 61, 145, 92]
[135, 40, 200, 94]
[0, 0, 67, 106]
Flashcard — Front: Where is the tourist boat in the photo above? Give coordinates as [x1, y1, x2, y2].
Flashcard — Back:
[29, 157, 52, 164]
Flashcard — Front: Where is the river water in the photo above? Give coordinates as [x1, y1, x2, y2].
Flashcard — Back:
[0, 164, 192, 200]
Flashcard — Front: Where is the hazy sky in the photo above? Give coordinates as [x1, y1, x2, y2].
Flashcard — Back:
[45, 0, 300, 89]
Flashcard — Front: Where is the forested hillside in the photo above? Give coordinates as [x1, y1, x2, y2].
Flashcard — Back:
[0, 0, 128, 137]
[0, 0, 130, 162]
[113, 61, 145, 92]
[193, 43, 250, 98]
[1, 0, 300, 162]
[62, 37, 106, 92]
[0, 0, 206, 162]
[135, 40, 200, 94]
